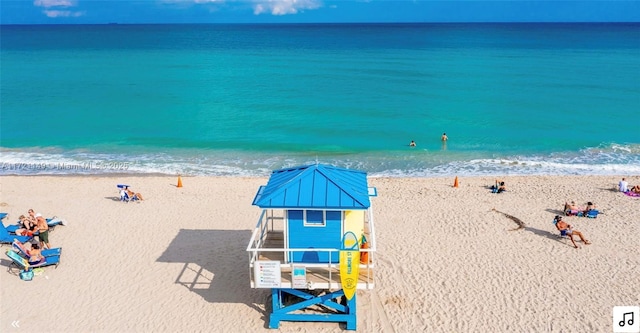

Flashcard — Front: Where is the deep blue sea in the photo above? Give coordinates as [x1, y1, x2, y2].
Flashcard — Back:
[1, 23, 639, 177]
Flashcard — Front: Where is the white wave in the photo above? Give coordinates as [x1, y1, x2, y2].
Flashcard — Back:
[1, 145, 639, 177]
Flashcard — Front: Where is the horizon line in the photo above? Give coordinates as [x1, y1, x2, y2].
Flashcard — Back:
[2, 21, 639, 26]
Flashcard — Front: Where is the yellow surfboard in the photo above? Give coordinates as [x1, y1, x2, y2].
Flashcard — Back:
[344, 210, 365, 243]
[340, 231, 360, 300]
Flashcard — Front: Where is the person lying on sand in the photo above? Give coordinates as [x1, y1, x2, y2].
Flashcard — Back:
[564, 201, 584, 216]
[554, 215, 591, 249]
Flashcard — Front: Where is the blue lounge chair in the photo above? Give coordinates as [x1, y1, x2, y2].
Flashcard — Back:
[5, 249, 60, 273]
[12, 240, 62, 259]
[118, 184, 129, 202]
[43, 217, 66, 230]
[5, 217, 65, 234]
[0, 223, 31, 245]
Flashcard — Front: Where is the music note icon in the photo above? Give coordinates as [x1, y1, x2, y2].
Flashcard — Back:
[620, 312, 635, 327]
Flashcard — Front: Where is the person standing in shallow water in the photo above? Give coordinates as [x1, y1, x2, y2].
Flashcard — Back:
[409, 140, 416, 147]
[441, 133, 448, 141]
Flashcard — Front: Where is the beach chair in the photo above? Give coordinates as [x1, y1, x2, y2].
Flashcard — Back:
[5, 249, 61, 274]
[552, 217, 570, 244]
[45, 217, 66, 231]
[118, 184, 130, 202]
[5, 217, 64, 234]
[118, 184, 140, 203]
[11, 240, 62, 260]
[124, 191, 142, 202]
[0, 223, 32, 245]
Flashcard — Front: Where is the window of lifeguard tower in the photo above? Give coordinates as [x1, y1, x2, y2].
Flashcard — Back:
[304, 210, 326, 227]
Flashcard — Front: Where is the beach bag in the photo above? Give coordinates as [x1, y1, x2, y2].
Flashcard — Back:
[19, 269, 34, 281]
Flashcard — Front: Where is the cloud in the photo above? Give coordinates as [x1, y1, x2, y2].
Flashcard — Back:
[160, 0, 225, 3]
[159, 0, 322, 16]
[33, 0, 76, 8]
[43, 9, 85, 17]
[34, 0, 84, 18]
[253, 0, 322, 16]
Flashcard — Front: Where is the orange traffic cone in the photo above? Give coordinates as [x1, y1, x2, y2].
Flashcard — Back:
[453, 176, 459, 188]
[177, 175, 183, 188]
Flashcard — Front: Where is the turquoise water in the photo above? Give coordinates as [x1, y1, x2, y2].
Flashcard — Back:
[1, 23, 639, 176]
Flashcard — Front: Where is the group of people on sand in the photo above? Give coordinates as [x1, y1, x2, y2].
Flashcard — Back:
[557, 200, 599, 248]
[564, 201, 597, 216]
[14, 208, 52, 259]
[491, 177, 592, 249]
[490, 179, 507, 193]
[618, 177, 640, 194]
[554, 176, 639, 249]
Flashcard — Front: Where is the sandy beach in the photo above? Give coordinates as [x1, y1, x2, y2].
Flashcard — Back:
[1, 175, 638, 332]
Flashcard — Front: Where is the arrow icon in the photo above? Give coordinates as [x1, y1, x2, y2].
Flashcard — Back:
[11, 320, 20, 328]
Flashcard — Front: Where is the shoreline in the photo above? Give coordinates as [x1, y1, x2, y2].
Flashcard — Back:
[1, 172, 639, 179]
[1, 174, 638, 332]
[3, 143, 640, 178]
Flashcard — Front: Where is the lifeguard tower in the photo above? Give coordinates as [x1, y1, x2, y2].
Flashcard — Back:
[246, 164, 377, 330]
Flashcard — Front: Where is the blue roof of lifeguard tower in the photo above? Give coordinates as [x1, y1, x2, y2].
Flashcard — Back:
[252, 164, 372, 209]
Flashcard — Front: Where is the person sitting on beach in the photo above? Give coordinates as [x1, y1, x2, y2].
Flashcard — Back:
[584, 202, 596, 214]
[28, 243, 44, 264]
[631, 185, 640, 194]
[491, 180, 506, 193]
[125, 187, 144, 201]
[619, 178, 629, 192]
[409, 140, 416, 147]
[14, 215, 35, 236]
[554, 215, 591, 249]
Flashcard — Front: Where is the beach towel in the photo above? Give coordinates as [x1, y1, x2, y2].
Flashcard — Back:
[585, 210, 599, 218]
[565, 209, 584, 217]
[624, 191, 640, 197]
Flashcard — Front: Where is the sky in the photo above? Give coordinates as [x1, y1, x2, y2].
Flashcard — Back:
[1, 0, 639, 24]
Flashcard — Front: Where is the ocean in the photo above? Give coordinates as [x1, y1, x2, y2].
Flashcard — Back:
[1, 23, 639, 177]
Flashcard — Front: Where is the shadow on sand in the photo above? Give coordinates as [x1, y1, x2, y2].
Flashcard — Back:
[157, 229, 269, 323]
[522, 226, 571, 246]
